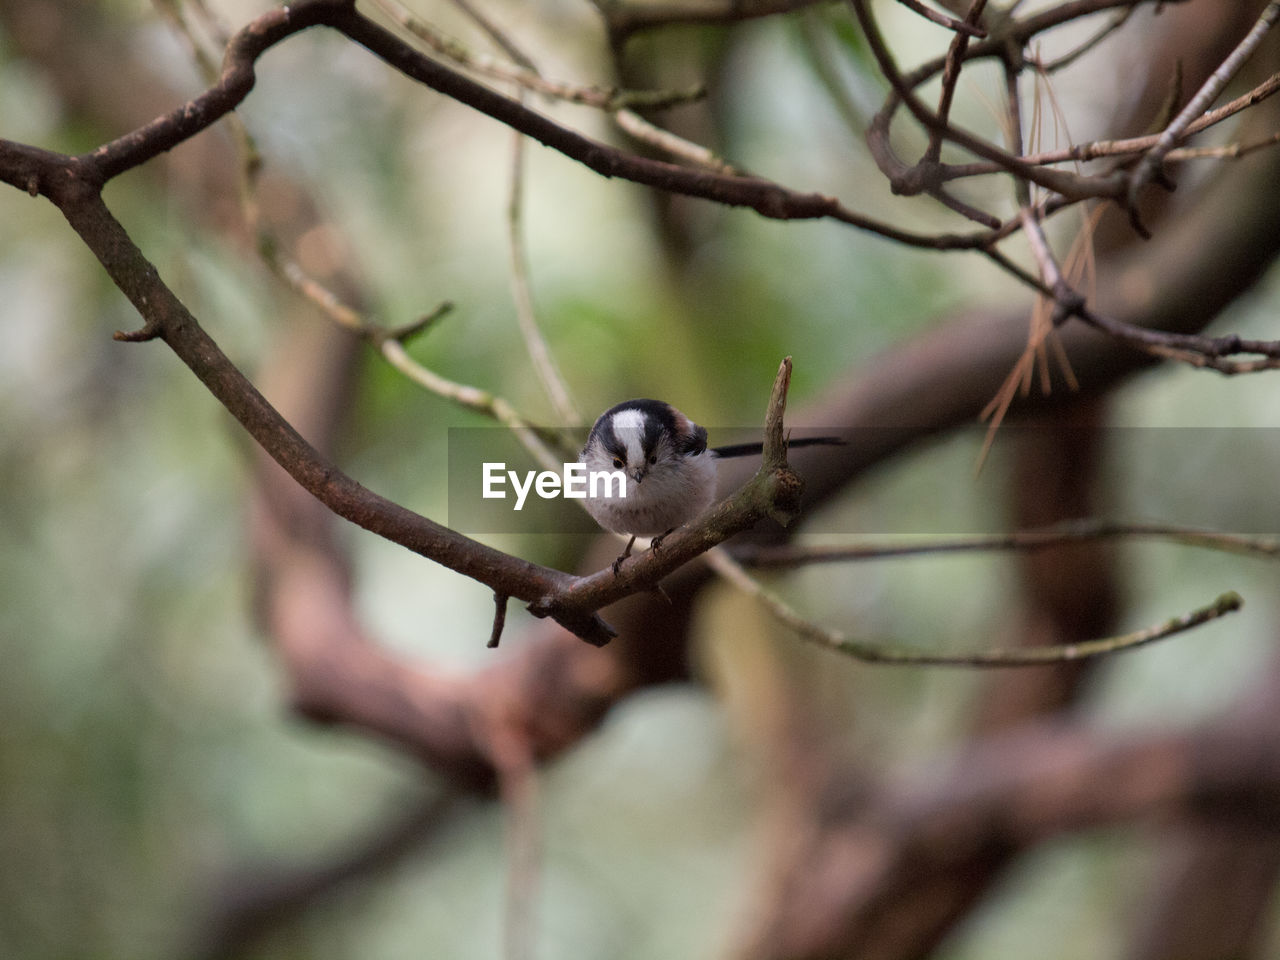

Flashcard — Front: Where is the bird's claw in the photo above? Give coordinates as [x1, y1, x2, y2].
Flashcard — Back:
[610, 535, 638, 577]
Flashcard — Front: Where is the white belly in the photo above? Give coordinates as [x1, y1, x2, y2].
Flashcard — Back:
[583, 453, 718, 537]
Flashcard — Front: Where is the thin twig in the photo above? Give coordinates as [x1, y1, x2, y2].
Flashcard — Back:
[382, 303, 455, 344]
[598, 0, 828, 46]
[1128, 1, 1280, 227]
[797, 8, 871, 134]
[1020, 207, 1077, 316]
[851, 0, 1125, 203]
[733, 520, 1280, 566]
[216, 27, 576, 469]
[894, 0, 986, 36]
[507, 125, 582, 424]
[51, 0, 1009, 255]
[1032, 5, 1135, 73]
[975, 57, 1080, 461]
[1167, 130, 1280, 160]
[942, 70, 1280, 174]
[614, 109, 741, 173]
[980, 201, 1280, 377]
[898, 0, 1195, 96]
[923, 0, 988, 164]
[151, 0, 222, 79]
[272, 253, 571, 469]
[371, 0, 704, 110]
[181, 0, 233, 49]
[707, 549, 1243, 667]
[389, 0, 583, 424]
[1003, 53, 1030, 198]
[970, 246, 1280, 377]
[488, 593, 510, 648]
[445, 0, 535, 68]
[1075, 306, 1280, 374]
[334, 2, 996, 250]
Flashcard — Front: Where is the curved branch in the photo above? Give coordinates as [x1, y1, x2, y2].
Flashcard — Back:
[711, 547, 1241, 667]
[42, 176, 617, 640]
[91, 0, 344, 181]
[323, 3, 982, 249]
[0, 135, 821, 646]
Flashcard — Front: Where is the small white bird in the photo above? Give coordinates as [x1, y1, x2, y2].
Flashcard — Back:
[578, 399, 840, 573]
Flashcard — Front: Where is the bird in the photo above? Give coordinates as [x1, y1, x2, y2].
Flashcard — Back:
[578, 398, 842, 573]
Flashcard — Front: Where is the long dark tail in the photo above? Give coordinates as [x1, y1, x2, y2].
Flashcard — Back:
[711, 436, 845, 459]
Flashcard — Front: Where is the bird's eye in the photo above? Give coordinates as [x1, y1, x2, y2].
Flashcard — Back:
[612, 457, 623, 469]
[648, 455, 657, 465]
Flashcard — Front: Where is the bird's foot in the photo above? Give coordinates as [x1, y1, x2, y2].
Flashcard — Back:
[649, 527, 676, 552]
[611, 535, 637, 576]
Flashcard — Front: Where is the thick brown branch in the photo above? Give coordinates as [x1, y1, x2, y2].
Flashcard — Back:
[40, 177, 624, 642]
[2, 139, 822, 645]
[0, 0, 993, 253]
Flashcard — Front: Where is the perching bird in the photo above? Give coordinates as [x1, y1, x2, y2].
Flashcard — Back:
[578, 398, 841, 572]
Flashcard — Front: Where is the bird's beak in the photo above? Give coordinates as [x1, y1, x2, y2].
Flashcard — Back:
[630, 466, 647, 484]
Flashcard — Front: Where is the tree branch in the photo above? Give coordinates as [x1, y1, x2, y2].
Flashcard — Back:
[1127, 0, 1280, 229]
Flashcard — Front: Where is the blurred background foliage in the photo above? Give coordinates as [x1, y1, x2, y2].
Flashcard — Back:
[2, 0, 1280, 957]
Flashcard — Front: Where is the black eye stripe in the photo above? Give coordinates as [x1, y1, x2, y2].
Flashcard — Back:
[588, 415, 619, 457]
[642, 414, 663, 454]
